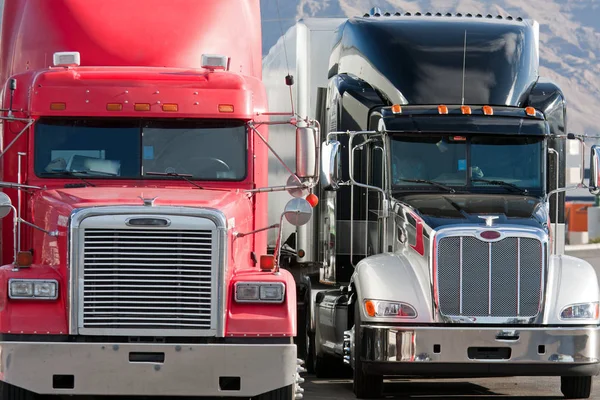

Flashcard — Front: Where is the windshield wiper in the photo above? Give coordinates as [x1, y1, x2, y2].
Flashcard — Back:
[145, 171, 204, 189]
[397, 179, 456, 193]
[472, 178, 528, 195]
[45, 170, 97, 187]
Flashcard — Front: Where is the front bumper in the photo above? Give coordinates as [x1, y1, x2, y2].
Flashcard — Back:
[356, 325, 600, 377]
[0, 341, 297, 396]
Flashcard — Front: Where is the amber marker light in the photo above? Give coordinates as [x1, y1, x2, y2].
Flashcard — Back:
[525, 106, 536, 116]
[260, 255, 275, 271]
[306, 193, 319, 207]
[219, 104, 234, 113]
[391, 104, 402, 114]
[134, 103, 151, 111]
[482, 105, 494, 115]
[16, 251, 33, 267]
[162, 104, 178, 112]
[364, 300, 376, 317]
[461, 105, 472, 114]
[106, 103, 122, 111]
[50, 102, 66, 111]
[438, 105, 448, 114]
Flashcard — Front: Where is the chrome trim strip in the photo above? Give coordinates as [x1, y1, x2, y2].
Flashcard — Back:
[68, 205, 228, 337]
[517, 238, 521, 316]
[459, 237, 463, 315]
[488, 242, 492, 316]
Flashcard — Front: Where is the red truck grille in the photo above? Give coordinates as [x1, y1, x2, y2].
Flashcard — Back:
[81, 228, 215, 332]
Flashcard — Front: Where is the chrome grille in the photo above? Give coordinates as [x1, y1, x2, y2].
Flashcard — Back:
[81, 227, 215, 331]
[437, 235, 543, 318]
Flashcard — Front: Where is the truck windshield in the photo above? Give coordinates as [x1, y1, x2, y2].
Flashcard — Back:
[391, 134, 544, 195]
[34, 118, 247, 181]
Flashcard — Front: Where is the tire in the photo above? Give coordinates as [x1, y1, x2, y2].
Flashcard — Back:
[306, 328, 315, 374]
[296, 286, 314, 374]
[314, 353, 338, 378]
[0, 381, 37, 400]
[251, 384, 293, 400]
[352, 302, 383, 399]
[561, 376, 592, 399]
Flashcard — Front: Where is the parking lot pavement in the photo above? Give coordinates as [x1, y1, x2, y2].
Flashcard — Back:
[302, 249, 600, 400]
[302, 375, 600, 399]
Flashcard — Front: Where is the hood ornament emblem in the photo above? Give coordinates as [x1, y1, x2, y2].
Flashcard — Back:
[478, 215, 499, 227]
[138, 196, 158, 207]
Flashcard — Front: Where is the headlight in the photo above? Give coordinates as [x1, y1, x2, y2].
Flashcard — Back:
[364, 299, 417, 318]
[235, 282, 285, 303]
[560, 302, 599, 320]
[9, 279, 58, 300]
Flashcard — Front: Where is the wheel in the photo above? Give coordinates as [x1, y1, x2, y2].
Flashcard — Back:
[561, 376, 592, 399]
[251, 384, 293, 400]
[314, 353, 336, 378]
[0, 381, 38, 400]
[296, 285, 314, 374]
[352, 302, 383, 399]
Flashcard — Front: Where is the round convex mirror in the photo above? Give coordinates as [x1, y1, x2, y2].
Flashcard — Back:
[0, 192, 12, 219]
[283, 197, 313, 226]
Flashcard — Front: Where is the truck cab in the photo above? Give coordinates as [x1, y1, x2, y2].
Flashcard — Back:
[0, 1, 316, 399]
[265, 10, 600, 400]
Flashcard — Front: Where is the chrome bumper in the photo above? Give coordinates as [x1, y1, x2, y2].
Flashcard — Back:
[0, 341, 297, 396]
[355, 325, 600, 377]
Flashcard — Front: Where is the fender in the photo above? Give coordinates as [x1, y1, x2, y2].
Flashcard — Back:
[351, 252, 434, 324]
[544, 254, 600, 325]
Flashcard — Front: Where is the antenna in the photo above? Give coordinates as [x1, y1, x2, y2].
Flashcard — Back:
[275, 0, 295, 114]
[461, 30, 467, 106]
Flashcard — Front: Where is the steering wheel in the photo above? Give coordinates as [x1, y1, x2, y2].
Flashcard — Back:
[174, 156, 232, 175]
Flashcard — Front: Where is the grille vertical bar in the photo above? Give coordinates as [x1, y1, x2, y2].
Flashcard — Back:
[81, 228, 215, 331]
[437, 235, 543, 318]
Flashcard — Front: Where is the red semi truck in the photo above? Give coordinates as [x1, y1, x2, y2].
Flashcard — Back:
[0, 0, 316, 398]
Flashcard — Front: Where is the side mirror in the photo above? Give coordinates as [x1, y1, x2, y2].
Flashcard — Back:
[296, 126, 317, 179]
[0, 192, 13, 219]
[590, 145, 600, 195]
[320, 140, 341, 191]
[283, 197, 313, 226]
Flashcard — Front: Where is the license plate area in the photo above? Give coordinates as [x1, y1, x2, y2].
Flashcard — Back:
[467, 347, 511, 360]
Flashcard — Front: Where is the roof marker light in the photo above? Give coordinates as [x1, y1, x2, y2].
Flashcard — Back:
[525, 106, 536, 116]
[482, 105, 494, 115]
[438, 105, 448, 114]
[52, 51, 80, 67]
[106, 103, 122, 111]
[218, 104, 234, 113]
[50, 102, 66, 111]
[134, 103, 151, 111]
[461, 105, 472, 115]
[162, 104, 178, 112]
[16, 251, 33, 267]
[201, 54, 229, 72]
[391, 104, 402, 114]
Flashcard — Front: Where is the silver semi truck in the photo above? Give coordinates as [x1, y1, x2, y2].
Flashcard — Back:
[264, 10, 600, 399]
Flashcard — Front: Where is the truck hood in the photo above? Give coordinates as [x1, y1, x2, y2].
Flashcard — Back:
[395, 193, 547, 230]
[32, 187, 251, 230]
